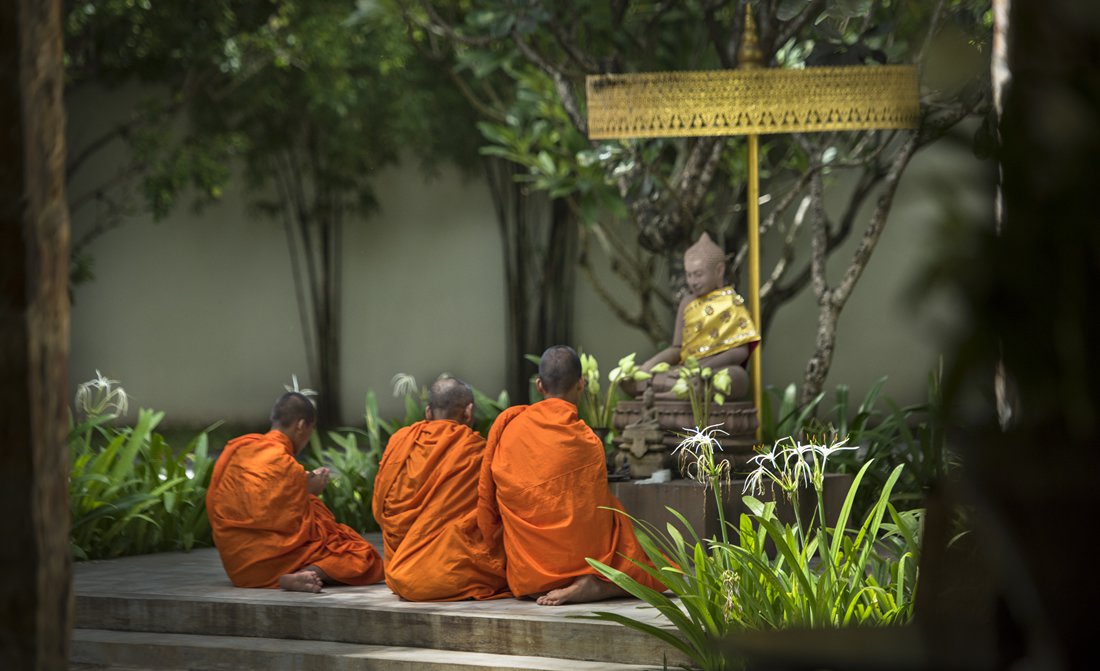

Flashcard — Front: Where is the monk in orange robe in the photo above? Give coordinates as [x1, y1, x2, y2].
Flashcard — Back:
[207, 392, 384, 592]
[478, 345, 665, 605]
[373, 376, 509, 601]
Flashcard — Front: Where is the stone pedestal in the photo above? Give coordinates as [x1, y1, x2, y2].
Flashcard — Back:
[611, 399, 758, 477]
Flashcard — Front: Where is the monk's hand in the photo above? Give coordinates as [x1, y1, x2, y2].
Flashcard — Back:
[307, 467, 331, 495]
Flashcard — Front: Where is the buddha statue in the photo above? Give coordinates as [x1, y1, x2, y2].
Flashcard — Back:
[629, 232, 760, 401]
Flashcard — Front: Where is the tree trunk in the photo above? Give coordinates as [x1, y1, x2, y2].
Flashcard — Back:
[536, 197, 577, 352]
[799, 134, 918, 406]
[0, 0, 73, 668]
[485, 157, 576, 402]
[971, 2, 1100, 665]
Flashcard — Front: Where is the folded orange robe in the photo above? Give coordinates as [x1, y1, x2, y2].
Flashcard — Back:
[207, 430, 384, 588]
[477, 398, 664, 597]
[373, 420, 509, 601]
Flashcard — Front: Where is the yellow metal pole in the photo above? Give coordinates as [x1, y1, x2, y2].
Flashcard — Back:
[747, 133, 762, 441]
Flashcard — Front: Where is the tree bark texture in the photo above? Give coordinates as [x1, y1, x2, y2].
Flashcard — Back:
[0, 0, 73, 668]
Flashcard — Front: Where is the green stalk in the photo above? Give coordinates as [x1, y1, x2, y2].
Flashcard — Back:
[601, 378, 620, 429]
[711, 473, 728, 546]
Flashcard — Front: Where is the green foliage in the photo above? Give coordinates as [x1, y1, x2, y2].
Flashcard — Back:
[821, 370, 956, 513]
[670, 356, 732, 428]
[69, 407, 217, 561]
[67, 369, 508, 555]
[65, 0, 481, 220]
[586, 430, 922, 670]
[758, 370, 954, 515]
[759, 382, 825, 446]
[304, 429, 383, 534]
[578, 351, 657, 432]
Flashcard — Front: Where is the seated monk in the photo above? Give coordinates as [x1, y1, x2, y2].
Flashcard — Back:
[478, 345, 666, 606]
[372, 376, 509, 601]
[631, 232, 761, 400]
[206, 392, 384, 593]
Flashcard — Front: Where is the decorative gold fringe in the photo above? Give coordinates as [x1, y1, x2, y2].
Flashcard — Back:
[585, 66, 920, 139]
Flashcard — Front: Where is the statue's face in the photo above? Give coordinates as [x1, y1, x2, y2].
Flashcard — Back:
[684, 256, 724, 297]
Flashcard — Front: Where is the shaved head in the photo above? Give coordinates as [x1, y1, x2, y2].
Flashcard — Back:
[538, 345, 582, 395]
[428, 375, 474, 421]
[270, 392, 317, 429]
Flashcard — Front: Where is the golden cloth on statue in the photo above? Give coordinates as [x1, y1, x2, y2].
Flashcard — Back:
[680, 287, 760, 362]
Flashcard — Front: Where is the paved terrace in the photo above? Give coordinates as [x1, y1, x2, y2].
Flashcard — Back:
[72, 532, 689, 670]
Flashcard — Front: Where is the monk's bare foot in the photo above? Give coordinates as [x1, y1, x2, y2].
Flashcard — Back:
[536, 575, 627, 606]
[278, 571, 323, 593]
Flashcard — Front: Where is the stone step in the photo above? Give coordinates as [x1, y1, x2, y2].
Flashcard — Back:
[71, 629, 664, 671]
[74, 546, 690, 668]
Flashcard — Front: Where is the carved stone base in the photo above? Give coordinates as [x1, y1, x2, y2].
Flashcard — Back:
[610, 400, 758, 478]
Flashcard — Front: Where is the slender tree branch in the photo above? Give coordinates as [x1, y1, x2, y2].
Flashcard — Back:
[704, 5, 734, 69]
[760, 193, 811, 297]
[917, 0, 948, 65]
[808, 169, 829, 303]
[548, 16, 600, 72]
[413, 0, 495, 47]
[273, 156, 318, 383]
[513, 35, 587, 135]
[774, 0, 826, 53]
[832, 132, 919, 304]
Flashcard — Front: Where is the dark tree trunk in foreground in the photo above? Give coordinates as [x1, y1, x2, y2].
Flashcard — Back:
[0, 0, 73, 668]
[967, 1, 1100, 666]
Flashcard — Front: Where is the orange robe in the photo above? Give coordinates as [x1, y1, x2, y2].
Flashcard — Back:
[477, 398, 664, 597]
[206, 430, 384, 588]
[372, 420, 509, 601]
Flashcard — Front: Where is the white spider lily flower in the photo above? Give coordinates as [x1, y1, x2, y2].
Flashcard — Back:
[390, 373, 418, 399]
[672, 424, 731, 491]
[285, 374, 318, 398]
[74, 369, 129, 419]
[744, 435, 858, 497]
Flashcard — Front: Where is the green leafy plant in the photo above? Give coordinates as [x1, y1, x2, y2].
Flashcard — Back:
[823, 369, 955, 514]
[305, 429, 382, 534]
[586, 428, 922, 670]
[69, 373, 216, 560]
[760, 368, 954, 516]
[758, 382, 825, 446]
[578, 352, 666, 432]
[670, 356, 733, 428]
[302, 389, 395, 533]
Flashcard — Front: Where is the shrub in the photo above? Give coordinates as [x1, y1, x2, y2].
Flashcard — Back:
[759, 368, 955, 515]
[587, 428, 922, 670]
[69, 373, 215, 560]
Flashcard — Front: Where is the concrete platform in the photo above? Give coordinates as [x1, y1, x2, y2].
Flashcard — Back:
[73, 533, 689, 670]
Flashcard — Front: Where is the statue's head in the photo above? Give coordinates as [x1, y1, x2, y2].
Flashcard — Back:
[683, 232, 726, 297]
